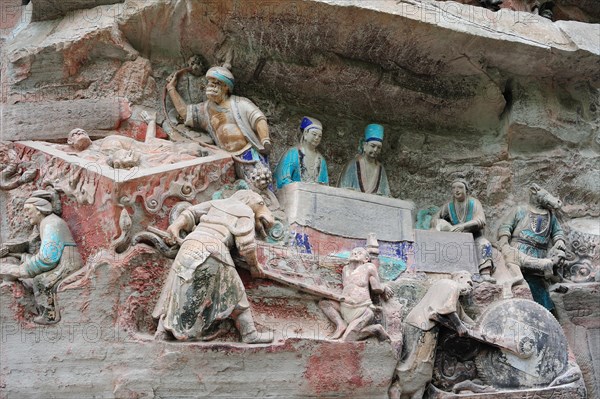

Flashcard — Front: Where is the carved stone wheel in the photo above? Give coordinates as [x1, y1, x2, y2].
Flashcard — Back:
[474, 298, 568, 388]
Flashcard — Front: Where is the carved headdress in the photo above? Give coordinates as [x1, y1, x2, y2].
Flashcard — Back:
[206, 65, 235, 92]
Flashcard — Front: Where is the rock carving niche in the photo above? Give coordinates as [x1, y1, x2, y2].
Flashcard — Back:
[0, 1, 598, 399]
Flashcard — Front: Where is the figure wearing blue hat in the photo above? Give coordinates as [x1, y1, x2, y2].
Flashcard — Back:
[339, 124, 390, 196]
[166, 64, 272, 180]
[274, 116, 329, 189]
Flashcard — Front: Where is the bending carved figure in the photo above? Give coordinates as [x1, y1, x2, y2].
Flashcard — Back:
[0, 192, 83, 324]
[152, 190, 275, 343]
[389, 271, 474, 399]
[319, 247, 392, 342]
[497, 183, 566, 311]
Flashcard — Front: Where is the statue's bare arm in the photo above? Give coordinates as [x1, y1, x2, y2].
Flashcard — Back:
[166, 74, 188, 121]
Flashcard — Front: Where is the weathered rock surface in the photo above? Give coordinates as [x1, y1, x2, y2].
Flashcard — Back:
[552, 283, 600, 398]
[1, 1, 599, 397]
[29, 0, 125, 22]
[1, 0, 598, 226]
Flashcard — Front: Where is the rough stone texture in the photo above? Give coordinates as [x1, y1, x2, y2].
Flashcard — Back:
[1, 99, 130, 141]
[277, 182, 415, 242]
[1, 0, 599, 397]
[0, 247, 399, 398]
[1, 0, 598, 231]
[30, 0, 126, 22]
[552, 283, 600, 398]
[413, 230, 479, 273]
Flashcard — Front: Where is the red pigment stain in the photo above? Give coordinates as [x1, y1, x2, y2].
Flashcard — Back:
[250, 298, 317, 321]
[304, 342, 369, 394]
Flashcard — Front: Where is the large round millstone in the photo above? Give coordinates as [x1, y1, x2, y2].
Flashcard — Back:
[475, 298, 568, 388]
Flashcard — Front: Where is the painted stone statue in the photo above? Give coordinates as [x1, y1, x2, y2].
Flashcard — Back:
[152, 190, 275, 343]
[166, 64, 272, 180]
[433, 178, 495, 283]
[59, 111, 206, 169]
[389, 271, 474, 399]
[339, 124, 390, 196]
[0, 192, 83, 324]
[319, 247, 392, 341]
[0, 142, 37, 190]
[274, 116, 328, 189]
[498, 183, 566, 310]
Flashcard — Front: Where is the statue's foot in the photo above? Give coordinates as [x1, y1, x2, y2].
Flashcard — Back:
[372, 325, 391, 342]
[329, 323, 347, 340]
[242, 331, 273, 344]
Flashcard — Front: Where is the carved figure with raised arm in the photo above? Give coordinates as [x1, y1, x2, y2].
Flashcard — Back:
[152, 190, 275, 343]
[0, 192, 83, 324]
[318, 247, 392, 342]
[339, 124, 390, 196]
[274, 116, 328, 189]
[166, 64, 272, 180]
[497, 183, 566, 310]
[433, 178, 495, 283]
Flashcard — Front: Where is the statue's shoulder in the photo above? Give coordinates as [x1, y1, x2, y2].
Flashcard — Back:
[212, 198, 253, 218]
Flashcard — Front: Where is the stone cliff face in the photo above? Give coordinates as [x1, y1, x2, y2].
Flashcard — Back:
[2, 0, 598, 232]
[1, 1, 599, 397]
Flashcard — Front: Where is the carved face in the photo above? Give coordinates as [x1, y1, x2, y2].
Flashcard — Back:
[452, 271, 473, 296]
[302, 127, 322, 149]
[205, 77, 229, 103]
[246, 193, 275, 238]
[451, 182, 467, 202]
[24, 204, 43, 225]
[529, 184, 562, 211]
[362, 141, 382, 161]
[349, 247, 370, 263]
[67, 128, 92, 151]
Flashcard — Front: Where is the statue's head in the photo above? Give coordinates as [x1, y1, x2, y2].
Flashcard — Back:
[451, 271, 473, 296]
[249, 163, 273, 191]
[107, 149, 141, 169]
[362, 124, 383, 161]
[451, 178, 470, 202]
[529, 183, 562, 211]
[23, 196, 52, 225]
[205, 66, 234, 103]
[67, 128, 92, 151]
[349, 247, 371, 264]
[230, 190, 275, 237]
[299, 116, 323, 149]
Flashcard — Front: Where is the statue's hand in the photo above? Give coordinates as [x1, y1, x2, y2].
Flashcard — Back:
[382, 285, 394, 301]
[166, 73, 178, 91]
[553, 240, 567, 252]
[141, 110, 156, 124]
[451, 224, 465, 233]
[251, 265, 265, 279]
[165, 226, 180, 246]
[456, 322, 468, 337]
[259, 141, 272, 156]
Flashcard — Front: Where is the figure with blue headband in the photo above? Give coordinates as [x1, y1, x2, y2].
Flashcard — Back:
[166, 64, 272, 180]
[339, 124, 390, 196]
[0, 192, 83, 324]
[273, 116, 329, 189]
